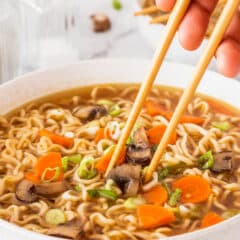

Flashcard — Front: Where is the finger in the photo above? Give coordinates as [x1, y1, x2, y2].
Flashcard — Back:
[155, 0, 176, 12]
[216, 8, 240, 77]
[179, 0, 219, 50]
[216, 39, 240, 78]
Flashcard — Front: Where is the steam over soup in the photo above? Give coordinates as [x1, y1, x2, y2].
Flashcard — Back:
[0, 84, 240, 240]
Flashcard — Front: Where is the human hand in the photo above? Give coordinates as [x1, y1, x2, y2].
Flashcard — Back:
[155, 0, 240, 77]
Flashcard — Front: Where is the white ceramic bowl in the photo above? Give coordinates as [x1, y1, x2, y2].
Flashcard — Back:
[0, 59, 239, 240]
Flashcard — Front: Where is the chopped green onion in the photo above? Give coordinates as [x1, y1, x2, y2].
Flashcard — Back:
[73, 185, 81, 192]
[119, 122, 125, 129]
[104, 179, 115, 190]
[158, 162, 188, 181]
[169, 188, 182, 207]
[112, 0, 122, 10]
[124, 197, 146, 209]
[158, 168, 169, 181]
[97, 99, 114, 107]
[162, 181, 171, 196]
[87, 189, 118, 200]
[222, 209, 240, 219]
[189, 206, 201, 219]
[212, 121, 231, 131]
[41, 167, 60, 183]
[61, 154, 82, 172]
[198, 150, 214, 169]
[77, 156, 97, 179]
[45, 209, 66, 225]
[109, 104, 121, 117]
[126, 136, 133, 145]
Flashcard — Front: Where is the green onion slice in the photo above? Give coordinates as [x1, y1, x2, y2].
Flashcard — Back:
[158, 168, 169, 181]
[109, 104, 121, 117]
[212, 121, 231, 131]
[112, 0, 122, 10]
[97, 99, 114, 107]
[61, 154, 82, 172]
[198, 150, 214, 169]
[222, 209, 240, 219]
[77, 156, 97, 179]
[41, 167, 60, 183]
[162, 181, 171, 196]
[87, 189, 118, 200]
[124, 197, 146, 209]
[45, 209, 66, 225]
[169, 188, 182, 207]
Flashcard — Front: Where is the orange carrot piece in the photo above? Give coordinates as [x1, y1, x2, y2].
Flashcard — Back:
[24, 172, 40, 184]
[142, 185, 168, 206]
[145, 100, 167, 117]
[25, 152, 63, 183]
[95, 146, 126, 173]
[165, 112, 204, 125]
[172, 175, 211, 204]
[36, 152, 63, 181]
[145, 101, 204, 125]
[137, 205, 175, 229]
[207, 98, 237, 116]
[147, 125, 176, 145]
[94, 128, 105, 143]
[201, 212, 223, 228]
[39, 129, 73, 148]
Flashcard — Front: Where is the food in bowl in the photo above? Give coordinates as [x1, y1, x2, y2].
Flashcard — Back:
[134, 0, 226, 37]
[0, 83, 239, 240]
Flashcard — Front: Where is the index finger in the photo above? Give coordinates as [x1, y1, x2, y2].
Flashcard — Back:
[155, 0, 176, 12]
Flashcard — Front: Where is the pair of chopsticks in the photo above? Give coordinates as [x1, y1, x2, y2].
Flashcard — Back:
[106, 0, 240, 182]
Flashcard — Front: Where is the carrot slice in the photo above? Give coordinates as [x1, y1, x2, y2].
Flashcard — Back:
[207, 98, 237, 116]
[39, 129, 73, 148]
[142, 185, 168, 205]
[147, 125, 176, 145]
[145, 101, 204, 125]
[94, 128, 105, 143]
[145, 100, 167, 117]
[201, 212, 223, 228]
[137, 204, 175, 229]
[25, 172, 40, 184]
[25, 152, 63, 183]
[95, 146, 126, 173]
[165, 112, 204, 125]
[172, 175, 211, 203]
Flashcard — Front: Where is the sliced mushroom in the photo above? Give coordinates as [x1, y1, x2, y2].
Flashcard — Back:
[126, 127, 152, 166]
[212, 151, 233, 173]
[90, 14, 111, 32]
[35, 181, 68, 198]
[15, 180, 38, 203]
[73, 105, 107, 122]
[107, 164, 141, 196]
[132, 127, 149, 148]
[48, 218, 84, 240]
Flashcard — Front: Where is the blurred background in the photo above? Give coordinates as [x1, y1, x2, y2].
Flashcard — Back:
[0, 0, 239, 83]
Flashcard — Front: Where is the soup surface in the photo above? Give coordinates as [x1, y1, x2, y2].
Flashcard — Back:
[0, 84, 240, 240]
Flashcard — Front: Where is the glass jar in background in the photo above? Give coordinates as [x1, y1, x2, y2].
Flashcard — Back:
[0, 0, 21, 83]
[19, 0, 81, 71]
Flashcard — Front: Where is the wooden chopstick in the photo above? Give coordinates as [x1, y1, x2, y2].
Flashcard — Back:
[150, 13, 170, 24]
[105, 0, 191, 177]
[145, 0, 240, 182]
[134, 6, 161, 16]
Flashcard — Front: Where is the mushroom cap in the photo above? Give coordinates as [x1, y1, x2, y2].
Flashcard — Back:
[48, 218, 84, 240]
[15, 180, 38, 203]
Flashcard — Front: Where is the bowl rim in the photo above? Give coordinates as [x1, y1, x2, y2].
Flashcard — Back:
[0, 59, 239, 240]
